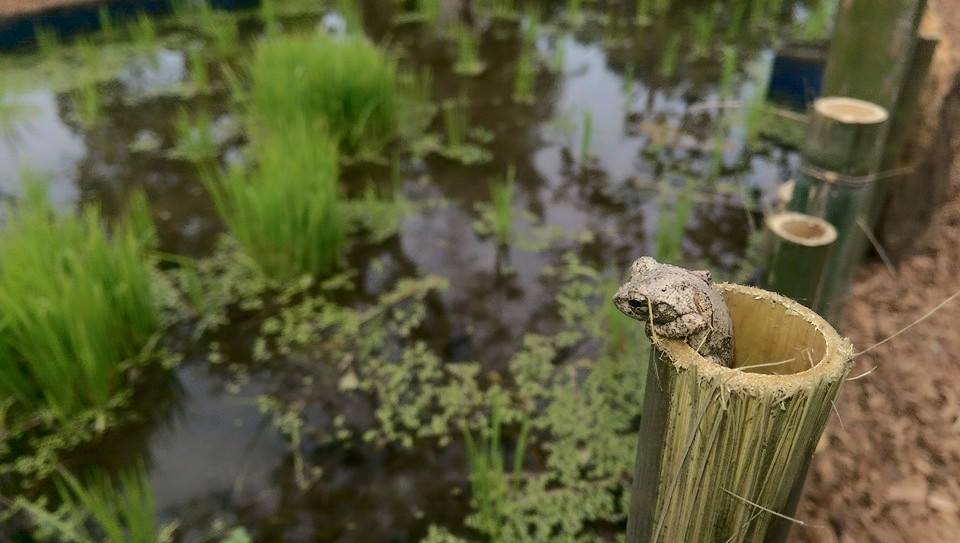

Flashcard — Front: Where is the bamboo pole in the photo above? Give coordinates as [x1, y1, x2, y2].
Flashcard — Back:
[868, 32, 940, 231]
[626, 283, 853, 543]
[787, 97, 888, 323]
[763, 212, 837, 309]
[820, 0, 927, 112]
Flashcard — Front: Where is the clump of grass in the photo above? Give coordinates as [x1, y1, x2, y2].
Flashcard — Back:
[251, 33, 398, 154]
[512, 48, 536, 105]
[462, 408, 530, 540]
[0, 177, 159, 418]
[490, 166, 515, 246]
[128, 12, 158, 52]
[17, 464, 160, 543]
[171, 108, 218, 162]
[452, 25, 486, 76]
[654, 184, 692, 264]
[203, 120, 343, 280]
[659, 34, 681, 78]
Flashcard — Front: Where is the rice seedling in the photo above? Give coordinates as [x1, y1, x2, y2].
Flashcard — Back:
[719, 46, 737, 99]
[251, 34, 398, 153]
[689, 9, 714, 59]
[741, 55, 772, 151]
[487, 0, 518, 20]
[623, 63, 636, 100]
[579, 109, 593, 164]
[335, 0, 364, 35]
[128, 12, 158, 52]
[550, 37, 566, 73]
[654, 183, 692, 264]
[796, 0, 836, 41]
[521, 4, 540, 46]
[220, 61, 247, 104]
[452, 25, 486, 76]
[74, 76, 101, 128]
[0, 177, 159, 418]
[659, 34, 681, 78]
[169, 0, 194, 20]
[33, 25, 60, 58]
[171, 107, 218, 162]
[443, 99, 467, 149]
[490, 166, 515, 246]
[512, 48, 536, 105]
[635, 0, 653, 26]
[203, 119, 343, 280]
[462, 407, 530, 540]
[566, 0, 585, 28]
[260, 0, 280, 34]
[653, 0, 672, 15]
[97, 6, 115, 41]
[16, 463, 160, 543]
[187, 48, 210, 93]
[198, 3, 239, 57]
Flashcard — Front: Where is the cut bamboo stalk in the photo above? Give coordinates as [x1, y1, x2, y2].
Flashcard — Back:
[868, 32, 940, 231]
[763, 212, 837, 309]
[787, 97, 889, 323]
[821, 0, 927, 112]
[626, 283, 853, 543]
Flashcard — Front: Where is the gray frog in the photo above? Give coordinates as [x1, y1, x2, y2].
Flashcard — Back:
[612, 256, 734, 367]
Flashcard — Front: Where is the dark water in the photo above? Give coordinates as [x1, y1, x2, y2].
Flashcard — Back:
[0, 1, 810, 540]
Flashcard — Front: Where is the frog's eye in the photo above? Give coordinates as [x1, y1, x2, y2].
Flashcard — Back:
[628, 298, 646, 311]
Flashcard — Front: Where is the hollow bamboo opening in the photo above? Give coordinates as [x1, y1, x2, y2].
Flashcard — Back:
[766, 212, 837, 248]
[813, 97, 889, 125]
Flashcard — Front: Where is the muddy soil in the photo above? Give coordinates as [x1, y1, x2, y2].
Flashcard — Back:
[794, 159, 960, 543]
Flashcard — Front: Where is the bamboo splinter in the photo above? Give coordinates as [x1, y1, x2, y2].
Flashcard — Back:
[626, 284, 853, 543]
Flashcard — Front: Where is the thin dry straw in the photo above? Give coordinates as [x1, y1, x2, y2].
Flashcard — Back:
[851, 287, 960, 359]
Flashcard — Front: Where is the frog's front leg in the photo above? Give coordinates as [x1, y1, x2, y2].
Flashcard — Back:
[652, 313, 708, 340]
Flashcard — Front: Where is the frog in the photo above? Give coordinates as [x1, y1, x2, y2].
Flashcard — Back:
[612, 256, 734, 367]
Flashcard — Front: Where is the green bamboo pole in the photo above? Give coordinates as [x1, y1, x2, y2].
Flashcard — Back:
[625, 283, 853, 543]
[763, 212, 837, 309]
[869, 32, 940, 236]
[820, 0, 927, 112]
[787, 97, 889, 323]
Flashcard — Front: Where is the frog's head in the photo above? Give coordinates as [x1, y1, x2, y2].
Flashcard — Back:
[612, 257, 712, 323]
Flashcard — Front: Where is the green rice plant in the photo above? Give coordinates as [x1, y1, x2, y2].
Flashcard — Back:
[171, 108, 218, 162]
[74, 75, 101, 128]
[521, 4, 540, 46]
[719, 46, 737, 99]
[653, 0, 672, 15]
[128, 12, 158, 52]
[260, 0, 280, 34]
[251, 34, 398, 153]
[487, 0, 518, 20]
[566, 0, 585, 28]
[197, 3, 239, 57]
[33, 25, 60, 58]
[16, 463, 161, 543]
[336, 0, 364, 35]
[623, 62, 636, 99]
[203, 119, 343, 280]
[579, 109, 593, 164]
[659, 34, 681, 78]
[442, 99, 467, 149]
[635, 0, 653, 25]
[452, 25, 486, 76]
[654, 184, 692, 264]
[97, 6, 115, 41]
[796, 0, 836, 41]
[169, 0, 194, 20]
[462, 407, 531, 540]
[220, 61, 247, 104]
[741, 55, 772, 150]
[188, 48, 210, 93]
[688, 9, 714, 59]
[512, 47, 536, 105]
[550, 37, 566, 73]
[490, 165, 515, 246]
[0, 177, 159, 418]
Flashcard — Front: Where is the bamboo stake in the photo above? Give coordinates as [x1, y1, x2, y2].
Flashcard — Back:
[626, 284, 853, 543]
[787, 97, 888, 323]
[868, 32, 940, 236]
[763, 212, 837, 309]
[820, 0, 927, 112]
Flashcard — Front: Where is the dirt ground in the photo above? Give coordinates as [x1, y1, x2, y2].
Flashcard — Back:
[0, 0, 94, 17]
